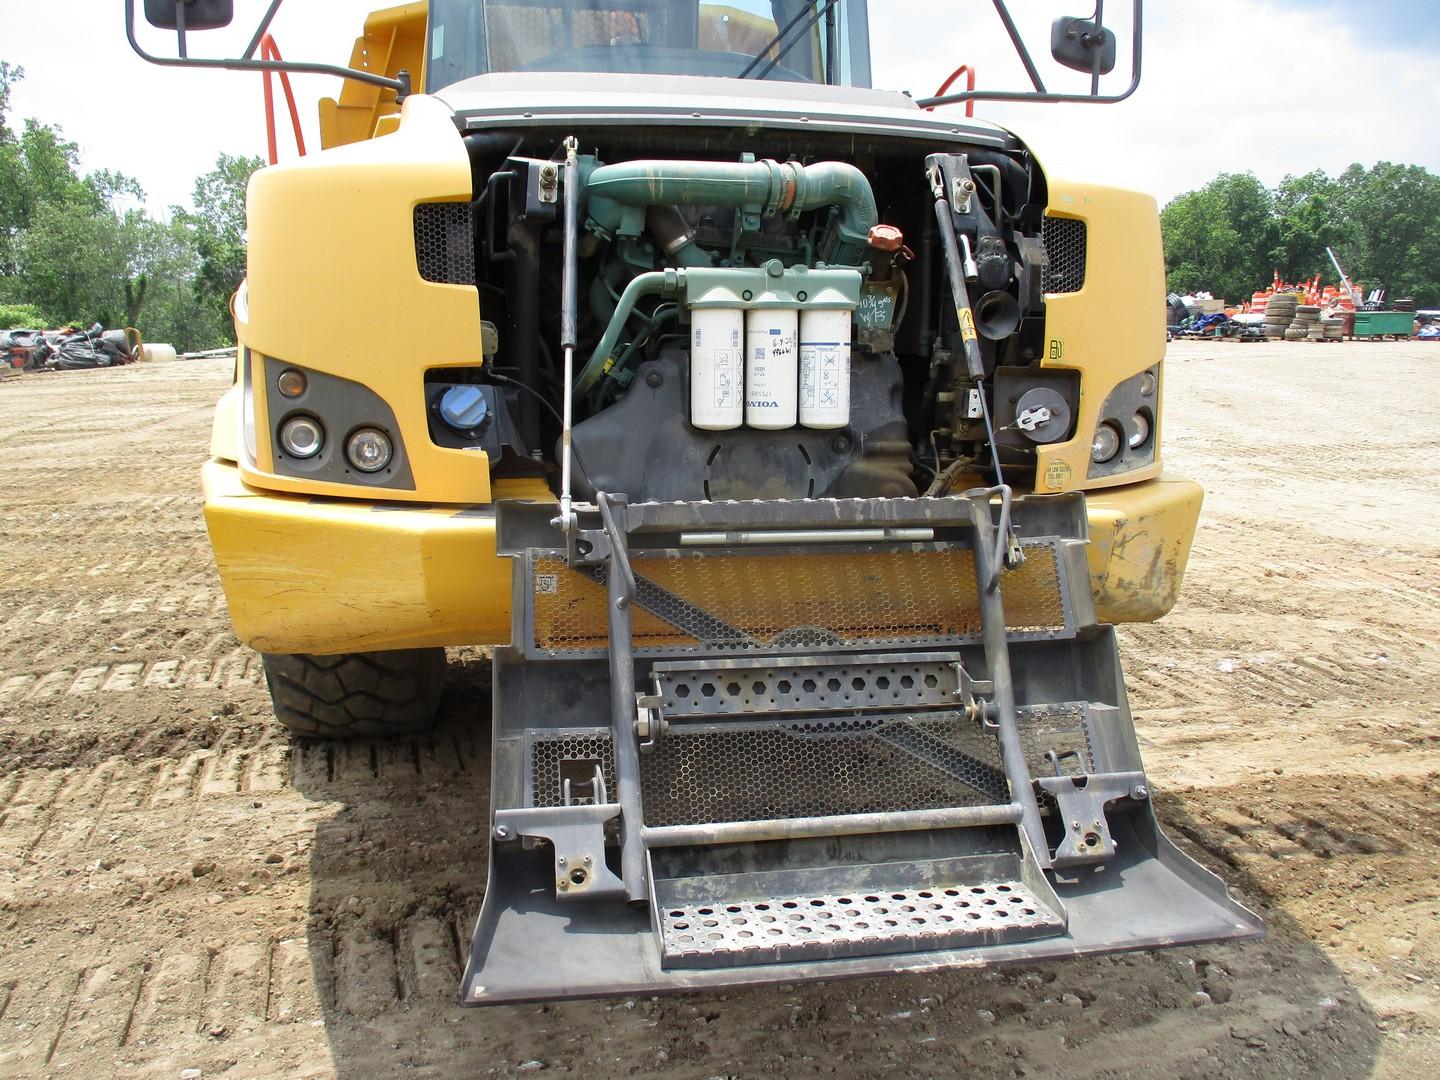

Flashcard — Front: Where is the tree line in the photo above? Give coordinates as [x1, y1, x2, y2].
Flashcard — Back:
[1161, 163, 1440, 307]
[0, 61, 259, 350]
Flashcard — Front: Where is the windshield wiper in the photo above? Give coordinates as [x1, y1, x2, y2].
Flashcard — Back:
[739, 0, 840, 80]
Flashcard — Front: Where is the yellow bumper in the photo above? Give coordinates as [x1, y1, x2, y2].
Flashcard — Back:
[203, 460, 1201, 655]
[1085, 474, 1204, 623]
[202, 459, 511, 654]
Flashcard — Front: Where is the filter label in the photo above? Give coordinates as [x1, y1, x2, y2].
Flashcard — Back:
[800, 341, 848, 411]
[710, 348, 740, 409]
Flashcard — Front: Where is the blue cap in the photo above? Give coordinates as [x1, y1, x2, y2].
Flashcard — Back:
[439, 384, 490, 432]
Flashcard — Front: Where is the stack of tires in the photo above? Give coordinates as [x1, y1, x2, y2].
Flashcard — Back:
[1266, 293, 1297, 338]
[1322, 318, 1345, 341]
[1287, 304, 1321, 341]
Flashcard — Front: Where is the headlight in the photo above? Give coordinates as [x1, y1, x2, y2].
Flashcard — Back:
[1128, 411, 1151, 449]
[279, 414, 324, 459]
[346, 427, 393, 473]
[1090, 422, 1122, 463]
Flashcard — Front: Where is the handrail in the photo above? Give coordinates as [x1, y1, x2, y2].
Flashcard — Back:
[927, 64, 976, 117]
[259, 35, 306, 165]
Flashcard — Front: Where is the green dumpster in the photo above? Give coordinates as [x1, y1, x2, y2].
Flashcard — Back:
[1352, 311, 1416, 338]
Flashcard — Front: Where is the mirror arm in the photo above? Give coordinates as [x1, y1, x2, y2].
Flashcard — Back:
[1090, 0, 1105, 94]
[242, 0, 287, 60]
[990, 0, 1047, 94]
[125, 0, 405, 94]
[917, 0, 1141, 108]
[175, 0, 188, 59]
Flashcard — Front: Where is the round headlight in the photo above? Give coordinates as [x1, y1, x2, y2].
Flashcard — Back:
[1129, 411, 1152, 449]
[346, 427, 393, 473]
[279, 415, 323, 459]
[1091, 422, 1122, 464]
[276, 368, 307, 398]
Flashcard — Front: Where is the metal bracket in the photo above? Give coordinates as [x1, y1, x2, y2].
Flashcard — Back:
[1035, 767, 1147, 868]
[634, 692, 667, 750]
[492, 804, 627, 902]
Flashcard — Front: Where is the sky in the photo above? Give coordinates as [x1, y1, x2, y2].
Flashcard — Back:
[4, 0, 1440, 217]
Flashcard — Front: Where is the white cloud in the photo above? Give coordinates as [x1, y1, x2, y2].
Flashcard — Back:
[5, 0, 1437, 214]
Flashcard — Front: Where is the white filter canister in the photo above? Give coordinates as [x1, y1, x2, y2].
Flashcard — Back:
[799, 308, 853, 429]
[689, 307, 745, 430]
[745, 308, 798, 429]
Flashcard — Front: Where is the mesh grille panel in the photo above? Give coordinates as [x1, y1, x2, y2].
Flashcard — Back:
[639, 714, 1007, 827]
[1018, 703, 1093, 777]
[530, 731, 617, 808]
[414, 202, 475, 284]
[531, 544, 1066, 656]
[1041, 216, 1087, 294]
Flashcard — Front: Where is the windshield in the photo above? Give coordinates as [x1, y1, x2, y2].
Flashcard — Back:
[426, 0, 872, 90]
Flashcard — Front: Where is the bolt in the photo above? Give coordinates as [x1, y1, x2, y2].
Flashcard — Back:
[493, 825, 513, 841]
[583, 855, 593, 866]
[557, 856, 567, 867]
[1131, 784, 1149, 800]
[557, 878, 570, 891]
[645, 370, 663, 388]
[1071, 820, 1081, 831]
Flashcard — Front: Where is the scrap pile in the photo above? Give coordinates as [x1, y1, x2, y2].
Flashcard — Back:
[0, 324, 139, 372]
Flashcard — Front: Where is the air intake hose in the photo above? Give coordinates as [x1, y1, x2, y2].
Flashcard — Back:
[585, 158, 877, 266]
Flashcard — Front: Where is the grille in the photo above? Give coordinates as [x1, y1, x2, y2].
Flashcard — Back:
[530, 543, 1068, 657]
[414, 202, 475, 284]
[1041, 216, 1087, 294]
[529, 730, 617, 808]
[639, 713, 1007, 828]
[1018, 703, 1093, 777]
[660, 881, 1062, 966]
[526, 709, 1093, 825]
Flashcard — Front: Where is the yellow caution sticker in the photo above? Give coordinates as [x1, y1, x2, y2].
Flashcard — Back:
[1044, 459, 1072, 490]
[958, 308, 978, 342]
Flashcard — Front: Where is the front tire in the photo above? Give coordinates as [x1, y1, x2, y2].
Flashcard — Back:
[261, 648, 446, 738]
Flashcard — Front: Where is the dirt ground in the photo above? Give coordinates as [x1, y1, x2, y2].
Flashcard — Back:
[0, 339, 1436, 1078]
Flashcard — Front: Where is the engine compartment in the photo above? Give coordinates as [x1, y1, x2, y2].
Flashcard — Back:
[435, 124, 1073, 503]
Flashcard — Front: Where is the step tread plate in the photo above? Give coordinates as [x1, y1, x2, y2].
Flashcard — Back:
[660, 880, 1063, 969]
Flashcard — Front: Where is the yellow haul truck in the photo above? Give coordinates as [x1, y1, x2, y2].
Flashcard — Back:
[129, 0, 1262, 1004]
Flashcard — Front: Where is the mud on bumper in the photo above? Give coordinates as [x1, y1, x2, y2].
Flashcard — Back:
[201, 460, 1202, 655]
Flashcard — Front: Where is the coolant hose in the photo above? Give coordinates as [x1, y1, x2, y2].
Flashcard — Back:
[586, 158, 878, 266]
[575, 270, 680, 399]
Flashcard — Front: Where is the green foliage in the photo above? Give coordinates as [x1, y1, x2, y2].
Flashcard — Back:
[0, 60, 258, 349]
[1163, 164, 1440, 305]
[175, 153, 264, 333]
[0, 301, 52, 329]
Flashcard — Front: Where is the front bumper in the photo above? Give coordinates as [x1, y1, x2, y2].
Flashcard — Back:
[202, 459, 1202, 655]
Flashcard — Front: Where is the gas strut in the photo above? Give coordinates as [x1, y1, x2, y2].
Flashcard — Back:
[930, 164, 1022, 571]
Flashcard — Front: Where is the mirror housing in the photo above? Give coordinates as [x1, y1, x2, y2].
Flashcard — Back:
[143, 0, 233, 31]
[1050, 15, 1117, 75]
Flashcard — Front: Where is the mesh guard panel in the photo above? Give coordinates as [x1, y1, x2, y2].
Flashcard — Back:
[530, 543, 1068, 657]
[1041, 216, 1087, 294]
[639, 713, 1008, 828]
[414, 203, 475, 285]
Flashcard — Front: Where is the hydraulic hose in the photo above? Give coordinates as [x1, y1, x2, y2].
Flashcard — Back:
[585, 158, 878, 266]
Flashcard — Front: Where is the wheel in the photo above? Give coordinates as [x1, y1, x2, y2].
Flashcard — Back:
[261, 648, 446, 738]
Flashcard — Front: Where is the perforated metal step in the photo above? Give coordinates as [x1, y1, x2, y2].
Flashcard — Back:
[659, 881, 1064, 968]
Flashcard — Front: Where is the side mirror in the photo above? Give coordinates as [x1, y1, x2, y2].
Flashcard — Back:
[143, 0, 233, 31]
[1050, 15, 1117, 75]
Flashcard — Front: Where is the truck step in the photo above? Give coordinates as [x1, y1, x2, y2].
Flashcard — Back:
[660, 880, 1063, 968]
